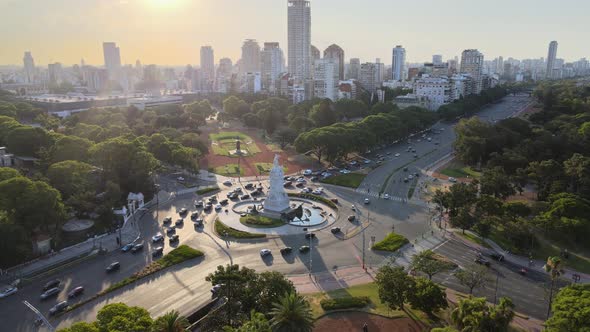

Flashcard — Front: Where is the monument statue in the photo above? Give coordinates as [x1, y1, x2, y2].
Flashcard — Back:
[263, 154, 290, 213]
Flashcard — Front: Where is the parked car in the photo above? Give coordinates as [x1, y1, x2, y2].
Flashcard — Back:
[240, 194, 250, 200]
[403, 167, 408, 171]
[260, 249, 272, 257]
[305, 233, 316, 239]
[303, 169, 313, 176]
[194, 201, 203, 208]
[40, 288, 60, 300]
[106, 262, 120, 272]
[448, 177, 458, 183]
[49, 301, 69, 315]
[283, 181, 292, 187]
[175, 218, 184, 226]
[152, 232, 164, 242]
[0, 286, 17, 298]
[121, 243, 134, 252]
[299, 246, 310, 253]
[220, 199, 229, 205]
[179, 208, 188, 215]
[215, 204, 222, 210]
[43, 279, 61, 291]
[351, 205, 356, 211]
[204, 203, 213, 211]
[166, 226, 176, 235]
[67, 286, 84, 298]
[223, 180, 232, 186]
[163, 216, 172, 224]
[191, 211, 199, 219]
[348, 215, 356, 222]
[245, 183, 254, 190]
[408, 175, 414, 180]
[131, 242, 144, 253]
[394, 153, 400, 157]
[152, 246, 164, 257]
[474, 257, 491, 267]
[330, 227, 341, 234]
[169, 234, 179, 243]
[280, 247, 293, 255]
[403, 178, 409, 183]
[295, 182, 305, 188]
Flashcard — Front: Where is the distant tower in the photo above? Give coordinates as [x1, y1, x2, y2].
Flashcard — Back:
[241, 39, 261, 74]
[23, 52, 35, 83]
[261, 42, 285, 93]
[392, 45, 406, 81]
[348, 58, 360, 80]
[200, 46, 215, 81]
[310, 45, 320, 62]
[323, 44, 345, 80]
[460, 49, 484, 94]
[288, 0, 312, 82]
[103, 42, 122, 80]
[546, 41, 558, 79]
[432, 54, 443, 65]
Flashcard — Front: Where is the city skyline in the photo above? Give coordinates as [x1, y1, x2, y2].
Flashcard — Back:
[1, 0, 588, 66]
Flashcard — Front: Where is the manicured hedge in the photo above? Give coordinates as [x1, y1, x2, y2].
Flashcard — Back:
[288, 193, 338, 209]
[197, 186, 219, 195]
[321, 173, 366, 189]
[215, 219, 266, 239]
[240, 215, 285, 228]
[371, 232, 409, 252]
[320, 296, 370, 310]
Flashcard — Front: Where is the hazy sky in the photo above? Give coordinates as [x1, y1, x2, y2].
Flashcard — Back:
[1, 0, 588, 67]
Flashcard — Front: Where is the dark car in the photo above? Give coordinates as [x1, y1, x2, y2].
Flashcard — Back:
[179, 208, 188, 215]
[299, 246, 310, 253]
[121, 243, 134, 252]
[283, 181, 292, 187]
[330, 227, 341, 234]
[43, 279, 61, 291]
[475, 257, 491, 267]
[131, 242, 144, 253]
[49, 301, 69, 315]
[347, 215, 356, 222]
[305, 233, 316, 239]
[190, 211, 199, 219]
[40, 287, 60, 300]
[403, 167, 408, 172]
[166, 226, 176, 235]
[152, 246, 164, 257]
[169, 234, 179, 243]
[245, 183, 254, 190]
[490, 253, 505, 262]
[194, 201, 204, 208]
[220, 199, 229, 205]
[295, 182, 304, 188]
[204, 203, 213, 211]
[106, 262, 120, 272]
[280, 247, 293, 255]
[240, 194, 250, 200]
[175, 218, 184, 226]
[250, 190, 260, 197]
[67, 286, 84, 298]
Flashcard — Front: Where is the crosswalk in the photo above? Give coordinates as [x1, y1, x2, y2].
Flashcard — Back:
[355, 188, 407, 202]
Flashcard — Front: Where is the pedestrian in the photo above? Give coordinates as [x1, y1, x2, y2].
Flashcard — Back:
[363, 322, 368, 332]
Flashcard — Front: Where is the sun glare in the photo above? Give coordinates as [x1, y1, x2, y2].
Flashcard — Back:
[150, 0, 178, 8]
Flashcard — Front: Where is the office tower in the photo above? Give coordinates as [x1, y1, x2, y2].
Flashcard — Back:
[311, 45, 320, 62]
[261, 42, 285, 93]
[392, 45, 406, 81]
[313, 58, 339, 101]
[241, 39, 261, 74]
[348, 58, 360, 80]
[323, 44, 345, 80]
[497, 56, 504, 75]
[546, 41, 558, 79]
[23, 52, 35, 83]
[47, 63, 62, 84]
[288, 0, 312, 82]
[216, 58, 233, 93]
[375, 58, 385, 85]
[432, 54, 443, 65]
[102, 42, 122, 79]
[460, 49, 484, 94]
[359, 62, 378, 92]
[200, 46, 215, 81]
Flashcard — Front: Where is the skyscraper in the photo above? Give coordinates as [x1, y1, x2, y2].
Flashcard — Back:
[23, 51, 35, 83]
[432, 54, 443, 65]
[102, 42, 121, 79]
[348, 58, 360, 80]
[392, 45, 406, 81]
[546, 41, 558, 79]
[311, 45, 320, 62]
[359, 62, 378, 92]
[261, 42, 285, 93]
[313, 58, 339, 101]
[241, 39, 261, 74]
[460, 49, 484, 94]
[200, 46, 215, 81]
[323, 44, 345, 80]
[288, 0, 311, 82]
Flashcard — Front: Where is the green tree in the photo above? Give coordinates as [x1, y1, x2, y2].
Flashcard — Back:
[480, 167, 516, 199]
[454, 264, 488, 295]
[430, 328, 459, 332]
[545, 284, 590, 332]
[0, 214, 31, 268]
[223, 310, 271, 332]
[451, 296, 514, 332]
[57, 322, 99, 332]
[152, 310, 189, 332]
[451, 207, 477, 234]
[269, 292, 314, 332]
[272, 127, 298, 149]
[410, 250, 451, 280]
[309, 99, 338, 127]
[223, 96, 250, 118]
[47, 160, 94, 200]
[0, 167, 20, 181]
[50, 135, 94, 163]
[375, 264, 414, 310]
[5, 126, 54, 157]
[407, 277, 448, 315]
[95, 303, 153, 332]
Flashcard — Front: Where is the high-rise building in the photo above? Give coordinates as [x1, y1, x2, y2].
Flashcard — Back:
[241, 39, 261, 74]
[261, 42, 285, 93]
[313, 58, 339, 101]
[288, 0, 311, 82]
[546, 41, 558, 79]
[216, 58, 233, 93]
[348, 58, 360, 80]
[323, 44, 345, 80]
[23, 51, 35, 84]
[392, 45, 406, 81]
[311, 45, 320, 62]
[375, 58, 385, 86]
[460, 49, 484, 94]
[432, 54, 443, 65]
[200, 46, 215, 81]
[47, 63, 62, 84]
[359, 62, 378, 92]
[103, 42, 122, 79]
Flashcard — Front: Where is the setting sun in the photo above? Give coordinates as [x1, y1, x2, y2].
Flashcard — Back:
[150, 0, 179, 8]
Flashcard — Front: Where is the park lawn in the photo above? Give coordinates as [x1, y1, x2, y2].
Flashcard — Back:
[240, 214, 285, 228]
[371, 232, 409, 252]
[213, 164, 244, 176]
[455, 231, 492, 249]
[255, 162, 287, 175]
[531, 236, 590, 274]
[209, 131, 261, 156]
[214, 219, 266, 239]
[439, 160, 481, 179]
[321, 173, 366, 189]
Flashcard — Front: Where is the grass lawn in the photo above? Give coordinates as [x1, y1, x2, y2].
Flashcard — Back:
[455, 231, 492, 249]
[531, 237, 590, 274]
[212, 164, 244, 176]
[371, 232, 409, 252]
[439, 160, 481, 179]
[196, 186, 219, 195]
[240, 214, 285, 228]
[321, 173, 366, 188]
[214, 219, 266, 239]
[209, 131, 261, 156]
[254, 162, 287, 175]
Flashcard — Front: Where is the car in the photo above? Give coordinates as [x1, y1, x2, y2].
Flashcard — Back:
[330, 227, 341, 234]
[49, 301, 69, 315]
[427, 137, 432, 142]
[152, 246, 164, 257]
[303, 169, 313, 176]
[299, 246, 310, 253]
[386, 152, 391, 155]
[175, 218, 184, 226]
[40, 287, 60, 300]
[194, 218, 204, 225]
[301, 187, 311, 193]
[280, 247, 293, 255]
[414, 172, 420, 177]
[163, 216, 173, 224]
[408, 175, 414, 180]
[179, 208, 188, 215]
[413, 154, 418, 158]
[364, 160, 371, 164]
[296, 177, 306, 183]
[283, 181, 292, 187]
[312, 189, 322, 195]
[166, 226, 176, 234]
[67, 286, 84, 298]
[348, 215, 356, 222]
[295, 182, 305, 188]
[234, 188, 243, 193]
[152, 232, 164, 242]
[215, 204, 222, 210]
[287, 176, 295, 181]
[403, 167, 408, 172]
[434, 142, 439, 145]
[0, 286, 17, 298]
[121, 243, 134, 252]
[220, 199, 229, 205]
[474, 257, 491, 267]
[330, 198, 339, 204]
[244, 183, 254, 190]
[209, 196, 218, 202]
[305, 233, 316, 239]
[403, 178, 409, 183]
[169, 234, 179, 243]
[490, 253, 505, 262]
[228, 192, 238, 199]
[351, 205, 356, 211]
[384, 193, 390, 199]
[240, 194, 250, 200]
[364, 198, 370, 204]
[448, 177, 458, 183]
[250, 190, 260, 196]
[106, 262, 120, 272]
[260, 249, 272, 257]
[195, 200, 204, 208]
[191, 211, 199, 219]
[310, 176, 319, 182]
[43, 279, 61, 291]
[412, 149, 416, 153]
[129, 242, 143, 252]
[223, 180, 232, 186]
[204, 203, 213, 210]
[349, 160, 358, 166]
[211, 284, 223, 294]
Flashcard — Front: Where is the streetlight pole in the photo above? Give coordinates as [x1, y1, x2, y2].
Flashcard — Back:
[23, 300, 54, 332]
[309, 230, 313, 277]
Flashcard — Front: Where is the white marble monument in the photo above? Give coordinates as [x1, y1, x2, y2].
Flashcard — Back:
[263, 154, 290, 213]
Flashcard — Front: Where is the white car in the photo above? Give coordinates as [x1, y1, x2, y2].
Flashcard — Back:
[394, 153, 400, 157]
[364, 198, 370, 204]
[152, 233, 164, 243]
[0, 286, 17, 298]
[260, 249, 272, 257]
[364, 160, 371, 164]
[296, 177, 306, 183]
[408, 175, 414, 180]
[384, 194, 390, 200]
[301, 187, 311, 193]
[177, 176, 185, 181]
[312, 189, 322, 195]
[303, 169, 313, 176]
[449, 177, 458, 183]
[215, 204, 222, 210]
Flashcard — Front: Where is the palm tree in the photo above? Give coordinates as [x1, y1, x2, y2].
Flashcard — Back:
[152, 310, 190, 332]
[269, 292, 314, 332]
